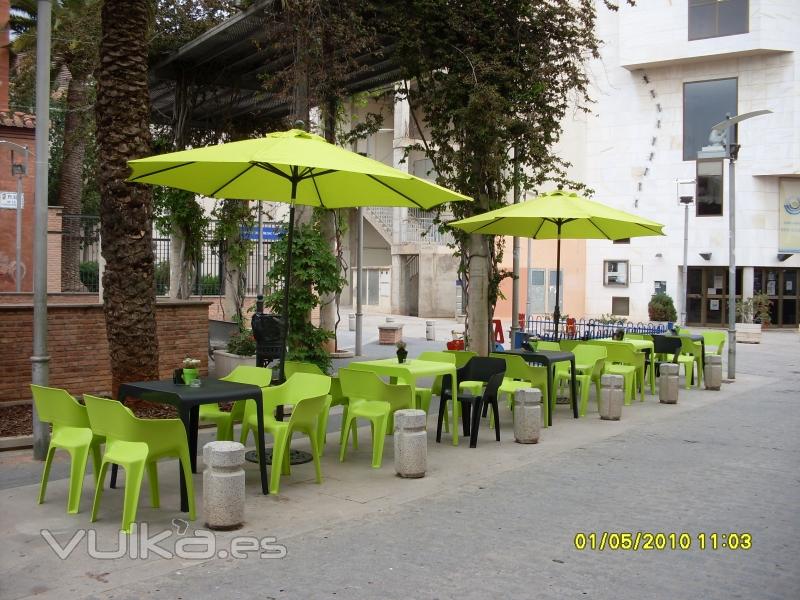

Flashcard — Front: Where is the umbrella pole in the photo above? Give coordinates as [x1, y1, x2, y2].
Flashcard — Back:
[278, 202, 296, 383]
[553, 225, 562, 342]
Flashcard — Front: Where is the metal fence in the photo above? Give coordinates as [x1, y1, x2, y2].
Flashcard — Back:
[62, 214, 102, 293]
[522, 315, 668, 342]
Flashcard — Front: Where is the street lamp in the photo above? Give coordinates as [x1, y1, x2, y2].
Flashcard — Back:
[697, 109, 772, 381]
[676, 179, 695, 326]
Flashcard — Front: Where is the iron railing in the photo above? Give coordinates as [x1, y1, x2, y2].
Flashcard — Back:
[522, 316, 668, 342]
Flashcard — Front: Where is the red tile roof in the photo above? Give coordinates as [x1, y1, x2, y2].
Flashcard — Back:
[0, 111, 36, 129]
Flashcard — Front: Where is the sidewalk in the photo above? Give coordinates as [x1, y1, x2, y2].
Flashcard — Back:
[0, 332, 798, 599]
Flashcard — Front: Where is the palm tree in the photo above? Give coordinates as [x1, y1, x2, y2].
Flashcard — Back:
[95, 0, 159, 392]
[10, 0, 100, 292]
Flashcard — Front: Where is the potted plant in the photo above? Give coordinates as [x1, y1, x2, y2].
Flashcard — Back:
[395, 340, 408, 363]
[182, 357, 201, 385]
[735, 293, 771, 344]
[213, 327, 257, 376]
[648, 292, 678, 326]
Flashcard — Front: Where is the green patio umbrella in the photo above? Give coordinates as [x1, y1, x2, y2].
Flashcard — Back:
[448, 190, 665, 340]
[128, 128, 470, 377]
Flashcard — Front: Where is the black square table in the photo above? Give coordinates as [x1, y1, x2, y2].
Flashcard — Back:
[114, 378, 268, 512]
[495, 348, 578, 426]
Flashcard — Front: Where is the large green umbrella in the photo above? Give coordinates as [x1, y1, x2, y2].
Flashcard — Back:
[128, 128, 470, 376]
[449, 190, 665, 340]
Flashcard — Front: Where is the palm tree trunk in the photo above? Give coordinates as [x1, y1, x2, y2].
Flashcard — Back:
[466, 233, 490, 356]
[95, 0, 159, 395]
[59, 72, 89, 292]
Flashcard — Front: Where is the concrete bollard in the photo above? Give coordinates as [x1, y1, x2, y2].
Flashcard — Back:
[394, 409, 427, 478]
[348, 313, 356, 331]
[513, 388, 541, 443]
[599, 375, 624, 420]
[704, 354, 722, 390]
[426, 320, 436, 341]
[659, 363, 679, 404]
[203, 441, 246, 530]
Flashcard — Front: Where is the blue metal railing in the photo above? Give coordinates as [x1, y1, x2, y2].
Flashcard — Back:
[517, 316, 668, 345]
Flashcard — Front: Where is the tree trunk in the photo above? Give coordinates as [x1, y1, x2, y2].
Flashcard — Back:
[319, 210, 337, 351]
[59, 72, 89, 292]
[96, 0, 159, 395]
[168, 230, 193, 299]
[466, 233, 489, 356]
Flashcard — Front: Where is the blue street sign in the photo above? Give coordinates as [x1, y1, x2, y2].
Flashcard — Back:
[240, 223, 284, 242]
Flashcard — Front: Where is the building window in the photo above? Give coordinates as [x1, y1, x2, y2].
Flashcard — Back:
[611, 296, 630, 316]
[654, 281, 667, 295]
[696, 159, 724, 216]
[683, 78, 737, 161]
[613, 238, 630, 245]
[689, 0, 748, 41]
[604, 260, 629, 287]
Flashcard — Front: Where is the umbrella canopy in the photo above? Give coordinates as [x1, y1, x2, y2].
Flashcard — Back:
[128, 128, 470, 379]
[447, 190, 664, 239]
[449, 190, 665, 340]
[128, 129, 468, 209]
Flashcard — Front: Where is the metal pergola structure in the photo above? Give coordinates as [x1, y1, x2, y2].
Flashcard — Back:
[148, 0, 401, 129]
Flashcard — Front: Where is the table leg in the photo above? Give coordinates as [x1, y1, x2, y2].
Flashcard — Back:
[451, 369, 458, 446]
[255, 398, 269, 496]
[648, 350, 655, 394]
[177, 405, 193, 513]
[570, 358, 578, 419]
[188, 405, 199, 473]
[546, 363, 554, 427]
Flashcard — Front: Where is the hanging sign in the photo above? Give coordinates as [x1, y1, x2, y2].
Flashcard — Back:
[0, 192, 23, 209]
[779, 179, 800, 252]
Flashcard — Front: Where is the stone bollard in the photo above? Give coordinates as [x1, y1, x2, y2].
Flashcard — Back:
[426, 320, 436, 341]
[659, 363, 679, 404]
[599, 374, 624, 420]
[348, 313, 356, 331]
[704, 354, 722, 390]
[513, 388, 541, 443]
[394, 409, 427, 478]
[203, 441, 246, 530]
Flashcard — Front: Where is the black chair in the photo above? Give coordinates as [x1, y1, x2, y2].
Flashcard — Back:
[437, 357, 506, 448]
[650, 334, 682, 378]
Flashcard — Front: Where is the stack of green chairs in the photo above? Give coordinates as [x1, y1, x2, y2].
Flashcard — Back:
[84, 394, 196, 534]
[701, 330, 726, 356]
[239, 373, 331, 494]
[678, 335, 704, 388]
[490, 353, 549, 425]
[31, 385, 105, 515]
[338, 368, 413, 468]
[596, 342, 643, 405]
[199, 366, 272, 441]
[285, 361, 345, 448]
[553, 345, 607, 416]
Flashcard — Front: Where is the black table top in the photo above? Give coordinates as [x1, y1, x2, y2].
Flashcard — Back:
[498, 348, 574, 363]
[118, 378, 263, 407]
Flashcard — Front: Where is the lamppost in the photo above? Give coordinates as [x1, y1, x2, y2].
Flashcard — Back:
[698, 109, 772, 380]
[676, 179, 695, 326]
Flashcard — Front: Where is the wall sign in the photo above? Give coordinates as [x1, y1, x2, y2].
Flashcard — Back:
[779, 179, 800, 252]
[0, 192, 24, 209]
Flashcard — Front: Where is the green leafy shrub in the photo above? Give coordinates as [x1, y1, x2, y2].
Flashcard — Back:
[79, 261, 99, 292]
[736, 293, 771, 324]
[648, 292, 677, 322]
[154, 261, 170, 295]
[226, 328, 256, 356]
[197, 274, 221, 296]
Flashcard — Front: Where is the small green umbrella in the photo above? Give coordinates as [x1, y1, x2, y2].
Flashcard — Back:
[128, 129, 470, 376]
[449, 190, 665, 340]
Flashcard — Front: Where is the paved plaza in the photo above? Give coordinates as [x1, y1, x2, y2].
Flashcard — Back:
[0, 329, 798, 599]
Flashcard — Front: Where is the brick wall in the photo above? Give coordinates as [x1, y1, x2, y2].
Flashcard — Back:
[47, 207, 62, 293]
[0, 299, 210, 403]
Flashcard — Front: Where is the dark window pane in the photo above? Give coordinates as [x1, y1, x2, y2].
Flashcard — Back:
[689, 4, 718, 40]
[782, 300, 797, 325]
[696, 159, 724, 216]
[611, 296, 630, 316]
[718, 0, 749, 36]
[688, 267, 702, 295]
[784, 270, 797, 296]
[684, 78, 737, 161]
[687, 297, 702, 323]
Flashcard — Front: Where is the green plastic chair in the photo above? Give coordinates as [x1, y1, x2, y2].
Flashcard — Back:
[285, 361, 345, 448]
[338, 368, 413, 468]
[490, 353, 549, 425]
[30, 385, 105, 514]
[443, 350, 477, 367]
[536, 341, 561, 351]
[413, 351, 457, 433]
[559, 339, 580, 352]
[84, 394, 195, 534]
[701, 331, 726, 356]
[199, 366, 272, 441]
[593, 342, 642, 405]
[678, 335, 704, 389]
[554, 345, 607, 416]
[239, 372, 331, 493]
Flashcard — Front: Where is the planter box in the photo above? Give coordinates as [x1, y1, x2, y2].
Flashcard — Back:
[378, 324, 403, 345]
[735, 323, 761, 344]
[213, 350, 256, 377]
